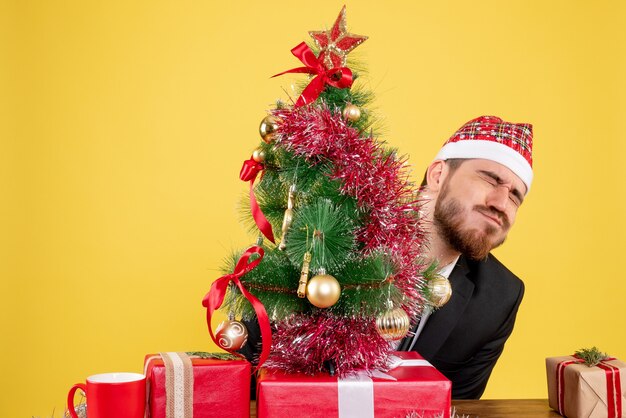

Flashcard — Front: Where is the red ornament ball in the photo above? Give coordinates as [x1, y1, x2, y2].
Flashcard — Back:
[215, 319, 249, 351]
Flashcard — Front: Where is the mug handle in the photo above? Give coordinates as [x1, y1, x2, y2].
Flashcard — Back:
[67, 383, 87, 418]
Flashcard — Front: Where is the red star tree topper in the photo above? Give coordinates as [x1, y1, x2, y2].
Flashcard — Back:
[309, 5, 368, 70]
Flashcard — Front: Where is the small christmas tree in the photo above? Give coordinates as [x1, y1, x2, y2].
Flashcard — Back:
[204, 6, 436, 376]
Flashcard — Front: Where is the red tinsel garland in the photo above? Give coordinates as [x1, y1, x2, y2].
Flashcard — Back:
[260, 105, 428, 374]
[264, 311, 392, 376]
[273, 105, 426, 312]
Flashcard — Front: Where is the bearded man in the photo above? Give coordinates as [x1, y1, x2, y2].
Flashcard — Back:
[398, 115, 533, 399]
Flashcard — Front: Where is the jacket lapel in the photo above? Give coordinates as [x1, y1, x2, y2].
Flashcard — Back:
[413, 255, 475, 359]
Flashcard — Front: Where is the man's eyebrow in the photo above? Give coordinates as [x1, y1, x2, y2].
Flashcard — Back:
[478, 170, 525, 203]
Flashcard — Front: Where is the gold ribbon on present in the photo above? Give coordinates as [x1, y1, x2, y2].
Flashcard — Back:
[144, 352, 195, 418]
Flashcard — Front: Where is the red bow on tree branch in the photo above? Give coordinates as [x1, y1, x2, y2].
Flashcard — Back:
[202, 246, 272, 371]
[273, 42, 353, 107]
[240, 157, 275, 244]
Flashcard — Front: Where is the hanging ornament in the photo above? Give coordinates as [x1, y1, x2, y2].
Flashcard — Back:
[252, 148, 266, 163]
[297, 251, 312, 298]
[259, 115, 280, 143]
[306, 273, 341, 308]
[214, 318, 249, 351]
[278, 184, 296, 251]
[427, 275, 452, 308]
[342, 104, 361, 122]
[375, 307, 410, 341]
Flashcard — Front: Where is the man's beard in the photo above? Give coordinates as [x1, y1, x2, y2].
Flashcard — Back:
[433, 190, 509, 261]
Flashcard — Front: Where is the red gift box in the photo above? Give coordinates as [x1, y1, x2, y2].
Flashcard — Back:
[256, 351, 451, 418]
[144, 352, 251, 418]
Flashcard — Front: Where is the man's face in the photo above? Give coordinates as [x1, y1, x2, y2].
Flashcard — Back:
[433, 159, 526, 260]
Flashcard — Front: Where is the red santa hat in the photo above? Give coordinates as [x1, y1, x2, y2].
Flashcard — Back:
[434, 115, 534, 194]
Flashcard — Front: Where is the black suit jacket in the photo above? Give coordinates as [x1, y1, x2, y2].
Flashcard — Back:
[399, 253, 524, 399]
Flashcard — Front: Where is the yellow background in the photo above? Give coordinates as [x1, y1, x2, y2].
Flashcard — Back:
[2, 1, 625, 416]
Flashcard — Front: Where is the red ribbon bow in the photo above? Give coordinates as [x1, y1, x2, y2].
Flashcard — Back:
[240, 157, 275, 243]
[202, 246, 272, 371]
[273, 42, 353, 107]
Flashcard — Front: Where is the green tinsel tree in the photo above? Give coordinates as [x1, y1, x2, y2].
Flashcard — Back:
[210, 6, 438, 375]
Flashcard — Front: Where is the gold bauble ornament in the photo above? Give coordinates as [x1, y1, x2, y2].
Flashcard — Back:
[306, 274, 341, 308]
[342, 104, 361, 122]
[252, 149, 266, 163]
[375, 308, 411, 341]
[259, 115, 280, 143]
[214, 319, 249, 351]
[427, 275, 452, 308]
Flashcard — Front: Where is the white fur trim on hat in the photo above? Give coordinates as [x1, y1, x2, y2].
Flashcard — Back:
[434, 140, 533, 194]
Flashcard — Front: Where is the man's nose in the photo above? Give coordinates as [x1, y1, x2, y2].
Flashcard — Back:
[487, 185, 509, 213]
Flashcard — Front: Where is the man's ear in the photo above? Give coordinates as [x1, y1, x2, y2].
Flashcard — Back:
[426, 160, 447, 193]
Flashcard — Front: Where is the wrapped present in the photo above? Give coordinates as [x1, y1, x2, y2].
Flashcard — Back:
[144, 352, 251, 418]
[546, 350, 625, 418]
[256, 351, 451, 418]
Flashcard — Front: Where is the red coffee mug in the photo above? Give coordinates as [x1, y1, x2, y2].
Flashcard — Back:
[67, 372, 146, 418]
